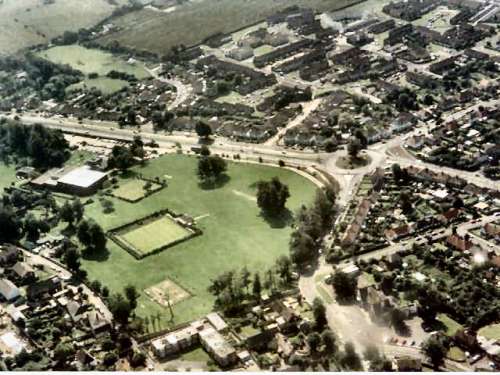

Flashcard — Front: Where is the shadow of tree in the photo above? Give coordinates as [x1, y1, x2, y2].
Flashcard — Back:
[119, 170, 139, 179]
[81, 247, 110, 262]
[259, 208, 294, 229]
[198, 174, 230, 190]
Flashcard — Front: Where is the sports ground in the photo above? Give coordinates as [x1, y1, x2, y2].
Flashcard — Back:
[81, 154, 317, 326]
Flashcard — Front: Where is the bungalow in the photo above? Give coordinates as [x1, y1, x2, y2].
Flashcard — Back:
[26, 276, 62, 300]
[0, 278, 20, 301]
[199, 327, 237, 367]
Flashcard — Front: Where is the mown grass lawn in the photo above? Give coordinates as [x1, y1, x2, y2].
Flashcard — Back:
[478, 323, 500, 340]
[119, 216, 191, 255]
[0, 162, 18, 192]
[437, 314, 464, 336]
[81, 154, 316, 325]
[111, 179, 161, 202]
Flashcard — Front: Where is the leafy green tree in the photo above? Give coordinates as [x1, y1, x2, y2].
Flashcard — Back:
[109, 293, 132, 326]
[312, 297, 328, 331]
[290, 229, 316, 266]
[59, 201, 75, 226]
[347, 138, 362, 160]
[340, 342, 362, 370]
[195, 121, 212, 139]
[124, 285, 139, 311]
[422, 336, 447, 370]
[72, 199, 84, 223]
[275, 255, 293, 284]
[252, 273, 262, 298]
[321, 330, 337, 356]
[332, 270, 358, 304]
[307, 332, 322, 353]
[197, 155, 227, 185]
[256, 177, 290, 217]
[63, 247, 81, 273]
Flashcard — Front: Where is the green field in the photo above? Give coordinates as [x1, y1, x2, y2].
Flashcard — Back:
[111, 179, 162, 202]
[437, 314, 464, 336]
[0, 163, 17, 192]
[38, 45, 150, 78]
[118, 215, 192, 255]
[97, 0, 362, 55]
[478, 323, 500, 340]
[80, 154, 316, 324]
[67, 78, 130, 95]
[447, 346, 466, 362]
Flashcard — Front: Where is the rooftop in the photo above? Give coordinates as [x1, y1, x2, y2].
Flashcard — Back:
[58, 166, 107, 188]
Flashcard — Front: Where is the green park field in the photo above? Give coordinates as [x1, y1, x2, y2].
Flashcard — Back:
[80, 154, 316, 326]
[117, 215, 192, 255]
[478, 323, 500, 340]
[111, 179, 162, 202]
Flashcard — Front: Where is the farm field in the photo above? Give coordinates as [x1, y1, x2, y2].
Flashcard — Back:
[97, 0, 363, 55]
[80, 154, 317, 325]
[118, 215, 192, 255]
[0, 0, 128, 56]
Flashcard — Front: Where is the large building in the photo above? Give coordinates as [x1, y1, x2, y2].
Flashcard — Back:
[30, 166, 107, 196]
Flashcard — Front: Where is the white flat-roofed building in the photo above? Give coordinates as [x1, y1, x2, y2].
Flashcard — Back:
[206, 312, 228, 332]
[57, 166, 108, 195]
[199, 327, 237, 367]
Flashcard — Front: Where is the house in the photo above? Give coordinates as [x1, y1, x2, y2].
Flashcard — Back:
[245, 330, 274, 351]
[26, 276, 61, 300]
[86, 310, 110, 333]
[406, 135, 425, 150]
[390, 113, 417, 134]
[446, 234, 473, 251]
[0, 245, 20, 265]
[226, 47, 254, 61]
[13, 261, 34, 277]
[15, 166, 39, 180]
[0, 278, 20, 301]
[152, 322, 202, 358]
[384, 224, 414, 241]
[438, 208, 462, 224]
[66, 300, 86, 322]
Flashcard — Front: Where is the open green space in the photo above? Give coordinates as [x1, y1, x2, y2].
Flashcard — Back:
[447, 346, 466, 362]
[38, 45, 149, 78]
[118, 215, 192, 255]
[80, 154, 316, 325]
[437, 314, 464, 336]
[67, 77, 130, 95]
[97, 0, 362, 55]
[478, 323, 500, 340]
[0, 162, 18, 192]
[111, 179, 162, 202]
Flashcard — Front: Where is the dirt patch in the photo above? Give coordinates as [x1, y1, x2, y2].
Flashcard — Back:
[144, 278, 191, 307]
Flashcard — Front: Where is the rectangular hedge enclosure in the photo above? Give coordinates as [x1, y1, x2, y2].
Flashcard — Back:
[108, 210, 201, 259]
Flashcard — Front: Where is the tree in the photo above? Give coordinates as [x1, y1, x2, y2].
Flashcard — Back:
[241, 266, 251, 293]
[321, 330, 337, 356]
[256, 177, 290, 217]
[363, 345, 392, 371]
[0, 205, 21, 243]
[313, 187, 336, 230]
[197, 155, 227, 185]
[347, 137, 362, 160]
[124, 285, 139, 311]
[252, 273, 262, 298]
[332, 270, 358, 304]
[63, 247, 81, 273]
[340, 342, 362, 370]
[312, 297, 328, 331]
[77, 220, 107, 254]
[109, 293, 132, 326]
[354, 129, 368, 149]
[59, 201, 75, 226]
[195, 121, 212, 139]
[53, 342, 75, 364]
[72, 199, 84, 223]
[276, 255, 293, 284]
[307, 332, 322, 353]
[108, 145, 134, 171]
[422, 336, 447, 370]
[391, 163, 408, 185]
[290, 229, 316, 266]
[200, 145, 211, 157]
